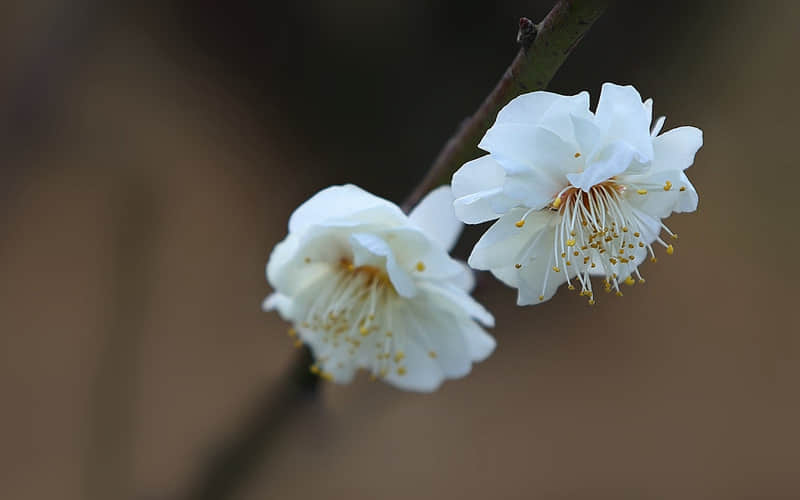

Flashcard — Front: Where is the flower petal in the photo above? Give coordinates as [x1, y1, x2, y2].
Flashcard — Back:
[567, 141, 636, 192]
[468, 209, 556, 271]
[479, 123, 578, 177]
[408, 185, 462, 251]
[493, 90, 591, 144]
[452, 155, 514, 224]
[289, 184, 404, 235]
[595, 83, 654, 162]
[350, 232, 416, 297]
[419, 281, 495, 327]
[651, 126, 703, 172]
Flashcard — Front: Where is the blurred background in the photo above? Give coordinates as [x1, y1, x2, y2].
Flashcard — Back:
[1, 1, 798, 499]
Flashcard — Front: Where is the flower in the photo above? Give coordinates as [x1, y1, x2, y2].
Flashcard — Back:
[452, 83, 702, 305]
[263, 184, 495, 392]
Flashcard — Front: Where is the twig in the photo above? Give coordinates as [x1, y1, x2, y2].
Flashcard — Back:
[179, 347, 319, 500]
[178, 2, 607, 498]
[402, 0, 608, 212]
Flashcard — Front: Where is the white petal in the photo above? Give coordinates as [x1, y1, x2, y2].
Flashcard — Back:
[261, 293, 292, 318]
[493, 90, 591, 144]
[419, 281, 495, 327]
[452, 155, 513, 224]
[459, 320, 496, 361]
[651, 116, 666, 137]
[479, 123, 578, 178]
[626, 170, 699, 218]
[408, 307, 471, 378]
[651, 126, 703, 172]
[382, 327, 445, 392]
[288, 184, 403, 235]
[567, 141, 636, 192]
[350, 232, 416, 297]
[408, 185, 462, 251]
[378, 227, 464, 281]
[468, 209, 555, 271]
[570, 114, 604, 158]
[595, 83, 654, 162]
[506, 226, 564, 305]
[450, 261, 476, 292]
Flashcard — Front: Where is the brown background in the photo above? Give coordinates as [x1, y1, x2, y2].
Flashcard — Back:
[1, 1, 798, 499]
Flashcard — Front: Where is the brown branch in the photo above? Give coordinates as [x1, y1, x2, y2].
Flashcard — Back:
[176, 2, 608, 499]
[402, 0, 609, 212]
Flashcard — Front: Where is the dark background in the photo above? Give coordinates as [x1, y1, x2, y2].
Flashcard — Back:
[1, 1, 798, 499]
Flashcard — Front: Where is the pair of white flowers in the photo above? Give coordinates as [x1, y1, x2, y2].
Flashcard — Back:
[264, 83, 703, 392]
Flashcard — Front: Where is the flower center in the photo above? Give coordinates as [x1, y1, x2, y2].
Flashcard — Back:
[293, 257, 411, 380]
[518, 180, 677, 304]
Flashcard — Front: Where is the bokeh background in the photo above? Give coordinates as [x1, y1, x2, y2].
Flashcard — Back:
[2, 1, 798, 499]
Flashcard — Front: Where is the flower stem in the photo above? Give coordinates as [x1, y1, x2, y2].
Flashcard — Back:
[402, 0, 608, 212]
[179, 2, 607, 498]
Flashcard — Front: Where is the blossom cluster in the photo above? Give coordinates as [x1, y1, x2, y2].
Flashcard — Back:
[264, 83, 702, 392]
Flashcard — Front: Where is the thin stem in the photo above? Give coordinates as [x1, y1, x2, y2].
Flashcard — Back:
[402, 0, 608, 212]
[177, 2, 607, 498]
[179, 347, 319, 500]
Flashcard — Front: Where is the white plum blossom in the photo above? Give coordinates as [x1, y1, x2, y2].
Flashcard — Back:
[452, 83, 702, 305]
[263, 184, 495, 392]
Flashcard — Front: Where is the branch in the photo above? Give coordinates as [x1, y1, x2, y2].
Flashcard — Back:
[402, 0, 608, 212]
[176, 2, 607, 499]
[179, 347, 319, 500]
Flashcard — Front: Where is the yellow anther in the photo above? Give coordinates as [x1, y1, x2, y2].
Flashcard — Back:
[570, 230, 576, 236]
[588, 299, 595, 305]
[397, 366, 407, 376]
[385, 331, 393, 337]
[561, 252, 567, 258]
[309, 365, 320, 375]
[628, 244, 634, 249]
[663, 180, 673, 191]
[566, 261, 572, 266]
[320, 371, 334, 381]
[346, 263, 355, 271]
[590, 263, 596, 268]
[609, 258, 618, 264]
[293, 339, 303, 348]
[552, 266, 560, 272]
[637, 189, 648, 195]
[515, 263, 522, 269]
[428, 351, 437, 359]
[633, 232, 640, 237]
[638, 278, 646, 284]
[568, 285, 576, 290]
[679, 186, 687, 192]
[616, 291, 624, 297]
[515, 220, 525, 228]
[287, 328, 297, 337]
[538, 295, 545, 301]
[624, 276, 635, 286]
[619, 249, 625, 255]
[304, 257, 311, 263]
[574, 251, 579, 256]
[574, 152, 581, 158]
[671, 233, 679, 240]
[566, 239, 576, 247]
[638, 242, 644, 247]
[394, 351, 405, 362]
[622, 227, 629, 232]
[666, 244, 674, 255]
[416, 261, 426, 272]
[651, 257, 658, 263]
[552, 197, 562, 208]
[359, 327, 369, 336]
